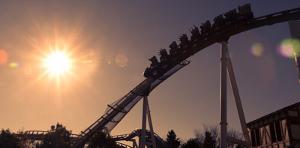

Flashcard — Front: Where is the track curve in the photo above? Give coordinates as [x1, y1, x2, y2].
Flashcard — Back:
[73, 6, 300, 147]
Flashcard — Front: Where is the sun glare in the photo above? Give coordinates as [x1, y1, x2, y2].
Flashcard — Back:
[42, 50, 73, 77]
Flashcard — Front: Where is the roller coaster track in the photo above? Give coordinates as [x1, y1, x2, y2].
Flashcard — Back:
[15, 130, 79, 141]
[112, 129, 166, 148]
[112, 129, 165, 144]
[73, 6, 300, 147]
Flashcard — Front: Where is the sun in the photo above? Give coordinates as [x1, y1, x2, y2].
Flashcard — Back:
[42, 50, 73, 77]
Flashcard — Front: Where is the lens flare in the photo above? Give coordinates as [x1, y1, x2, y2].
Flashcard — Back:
[42, 50, 73, 77]
[278, 39, 300, 58]
[25, 20, 99, 98]
[0, 49, 8, 65]
[9, 62, 19, 68]
[115, 53, 128, 68]
[251, 43, 264, 57]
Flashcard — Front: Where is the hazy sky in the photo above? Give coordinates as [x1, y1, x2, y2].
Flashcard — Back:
[0, 0, 300, 140]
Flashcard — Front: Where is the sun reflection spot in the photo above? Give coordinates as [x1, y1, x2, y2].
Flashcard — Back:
[251, 43, 264, 57]
[115, 54, 128, 68]
[0, 49, 8, 65]
[278, 38, 300, 58]
[9, 62, 19, 68]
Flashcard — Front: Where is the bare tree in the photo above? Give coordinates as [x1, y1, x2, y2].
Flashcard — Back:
[194, 125, 245, 148]
[195, 125, 219, 145]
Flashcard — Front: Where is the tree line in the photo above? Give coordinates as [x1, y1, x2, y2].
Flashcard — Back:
[0, 123, 244, 148]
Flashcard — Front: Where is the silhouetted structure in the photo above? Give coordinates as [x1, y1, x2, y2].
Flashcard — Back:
[73, 5, 300, 148]
[143, 4, 255, 79]
[9, 5, 300, 148]
[112, 129, 166, 148]
[87, 131, 123, 148]
[36, 123, 72, 148]
[247, 102, 300, 147]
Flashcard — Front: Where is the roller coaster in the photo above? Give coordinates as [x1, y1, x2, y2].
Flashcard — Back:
[16, 4, 300, 148]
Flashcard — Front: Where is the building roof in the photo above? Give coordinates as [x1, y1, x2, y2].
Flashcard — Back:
[247, 101, 300, 128]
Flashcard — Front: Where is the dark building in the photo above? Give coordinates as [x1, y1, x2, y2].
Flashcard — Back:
[247, 102, 300, 148]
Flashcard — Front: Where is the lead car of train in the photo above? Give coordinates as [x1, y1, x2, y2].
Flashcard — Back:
[144, 4, 254, 78]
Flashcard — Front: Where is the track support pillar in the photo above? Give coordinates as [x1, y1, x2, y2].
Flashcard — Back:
[220, 41, 228, 148]
[226, 50, 251, 146]
[219, 40, 251, 147]
[139, 93, 157, 148]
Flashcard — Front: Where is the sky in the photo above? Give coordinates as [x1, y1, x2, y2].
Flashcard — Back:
[0, 0, 300, 141]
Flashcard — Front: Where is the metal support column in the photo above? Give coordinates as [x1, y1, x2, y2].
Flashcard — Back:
[139, 91, 157, 148]
[146, 98, 157, 148]
[220, 41, 228, 148]
[139, 96, 148, 148]
[226, 50, 251, 146]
